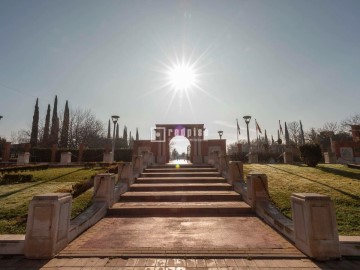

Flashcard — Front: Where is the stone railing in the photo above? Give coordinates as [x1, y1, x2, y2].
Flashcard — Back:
[214, 156, 356, 260]
[0, 154, 153, 259]
[227, 161, 341, 260]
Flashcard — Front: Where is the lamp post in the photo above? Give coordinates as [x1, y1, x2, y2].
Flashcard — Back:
[243, 115, 251, 151]
[111, 115, 119, 163]
[218, 130, 223, 140]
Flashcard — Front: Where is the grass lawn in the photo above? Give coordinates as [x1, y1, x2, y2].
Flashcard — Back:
[243, 164, 360, 236]
[0, 167, 106, 234]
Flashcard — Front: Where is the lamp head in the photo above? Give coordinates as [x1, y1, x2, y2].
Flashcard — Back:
[111, 115, 120, 124]
[218, 130, 223, 138]
[243, 115, 251, 124]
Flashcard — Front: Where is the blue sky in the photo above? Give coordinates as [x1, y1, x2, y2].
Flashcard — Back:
[0, 0, 359, 145]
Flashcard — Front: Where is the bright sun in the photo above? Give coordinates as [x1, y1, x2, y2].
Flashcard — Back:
[168, 63, 196, 91]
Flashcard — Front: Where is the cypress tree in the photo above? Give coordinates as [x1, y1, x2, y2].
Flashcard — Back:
[107, 120, 111, 139]
[300, 120, 305, 145]
[50, 95, 59, 145]
[129, 131, 132, 148]
[285, 122, 290, 145]
[123, 126, 128, 141]
[60, 100, 70, 148]
[123, 126, 128, 147]
[43, 104, 51, 146]
[30, 98, 39, 146]
[264, 129, 269, 145]
[116, 123, 119, 139]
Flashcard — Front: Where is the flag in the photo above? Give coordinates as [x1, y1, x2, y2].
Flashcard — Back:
[255, 119, 262, 134]
[279, 120, 283, 135]
[236, 119, 241, 135]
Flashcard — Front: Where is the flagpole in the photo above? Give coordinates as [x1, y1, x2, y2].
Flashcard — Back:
[255, 119, 258, 152]
[236, 119, 239, 143]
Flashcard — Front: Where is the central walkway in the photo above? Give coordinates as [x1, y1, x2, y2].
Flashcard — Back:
[60, 164, 303, 258]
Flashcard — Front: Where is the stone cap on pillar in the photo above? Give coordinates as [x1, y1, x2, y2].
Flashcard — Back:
[248, 171, 266, 177]
[291, 193, 331, 201]
[96, 173, 114, 177]
[32, 193, 71, 201]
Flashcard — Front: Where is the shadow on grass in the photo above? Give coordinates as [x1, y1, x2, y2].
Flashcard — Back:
[316, 166, 360, 181]
[266, 165, 360, 201]
[0, 168, 84, 199]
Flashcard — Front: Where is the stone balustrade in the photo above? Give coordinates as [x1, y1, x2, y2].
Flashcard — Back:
[17, 152, 30, 165]
[25, 193, 72, 259]
[132, 155, 143, 178]
[60, 152, 72, 165]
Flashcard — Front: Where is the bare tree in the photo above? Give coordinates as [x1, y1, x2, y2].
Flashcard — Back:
[341, 113, 360, 131]
[320, 122, 340, 134]
[68, 108, 105, 148]
[10, 129, 30, 144]
[287, 121, 301, 146]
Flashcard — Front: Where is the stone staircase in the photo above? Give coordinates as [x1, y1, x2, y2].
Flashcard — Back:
[59, 163, 304, 258]
[108, 164, 253, 217]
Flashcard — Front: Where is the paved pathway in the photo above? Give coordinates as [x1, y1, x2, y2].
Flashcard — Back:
[1, 256, 360, 269]
[60, 216, 302, 258]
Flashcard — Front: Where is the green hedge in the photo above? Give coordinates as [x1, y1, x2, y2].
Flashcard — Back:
[0, 174, 33, 185]
[28, 148, 132, 163]
[229, 152, 300, 163]
[299, 143, 322, 167]
[0, 164, 49, 174]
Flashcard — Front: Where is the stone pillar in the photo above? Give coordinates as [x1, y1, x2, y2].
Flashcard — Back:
[17, 152, 30, 165]
[324, 152, 336, 164]
[78, 143, 84, 163]
[149, 152, 155, 166]
[118, 162, 134, 185]
[213, 153, 220, 170]
[93, 173, 116, 208]
[60, 152, 71, 165]
[193, 155, 202, 164]
[228, 161, 244, 185]
[103, 152, 112, 163]
[51, 144, 58, 163]
[237, 143, 242, 153]
[132, 155, 143, 178]
[208, 152, 215, 165]
[142, 151, 150, 169]
[219, 155, 229, 177]
[25, 193, 72, 259]
[284, 151, 293, 164]
[291, 193, 340, 260]
[248, 152, 258, 163]
[2, 142, 11, 162]
[246, 173, 269, 208]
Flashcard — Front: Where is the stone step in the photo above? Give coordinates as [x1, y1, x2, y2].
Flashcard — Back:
[149, 164, 213, 169]
[119, 191, 241, 202]
[130, 183, 232, 192]
[108, 201, 252, 216]
[144, 167, 218, 173]
[140, 172, 221, 178]
[136, 177, 227, 184]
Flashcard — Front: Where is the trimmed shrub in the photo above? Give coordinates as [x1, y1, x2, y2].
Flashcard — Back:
[299, 143, 322, 167]
[0, 174, 33, 185]
[71, 178, 94, 198]
[0, 164, 49, 174]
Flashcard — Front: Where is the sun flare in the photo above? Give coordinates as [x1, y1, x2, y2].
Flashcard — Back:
[168, 63, 196, 91]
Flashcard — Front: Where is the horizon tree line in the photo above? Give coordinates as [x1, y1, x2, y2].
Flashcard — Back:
[23, 96, 140, 149]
